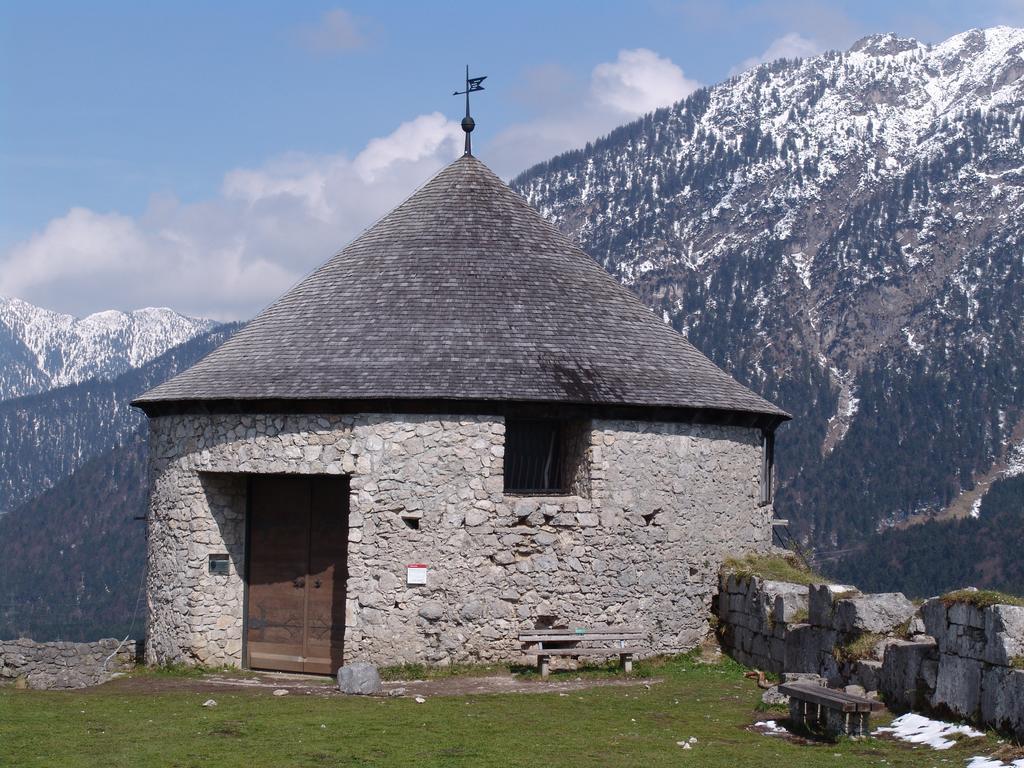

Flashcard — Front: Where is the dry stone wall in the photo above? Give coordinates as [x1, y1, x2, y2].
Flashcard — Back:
[146, 413, 770, 668]
[0, 638, 136, 689]
[922, 598, 1024, 736]
[717, 574, 1024, 740]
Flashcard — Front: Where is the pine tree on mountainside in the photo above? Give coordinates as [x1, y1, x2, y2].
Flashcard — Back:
[512, 27, 1024, 561]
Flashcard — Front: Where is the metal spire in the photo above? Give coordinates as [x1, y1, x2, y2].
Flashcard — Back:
[453, 66, 486, 155]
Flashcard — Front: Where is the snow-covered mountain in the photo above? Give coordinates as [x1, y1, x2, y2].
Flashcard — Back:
[513, 27, 1024, 553]
[0, 297, 217, 401]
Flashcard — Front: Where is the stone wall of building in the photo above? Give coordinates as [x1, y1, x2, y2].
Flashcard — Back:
[0, 638, 137, 689]
[146, 412, 770, 668]
[717, 573, 1024, 741]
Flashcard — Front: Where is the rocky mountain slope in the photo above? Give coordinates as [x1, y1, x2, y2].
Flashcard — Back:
[0, 325, 238, 517]
[0, 297, 216, 401]
[512, 26, 1024, 555]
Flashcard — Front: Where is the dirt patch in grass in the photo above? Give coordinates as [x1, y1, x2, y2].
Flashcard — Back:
[384, 673, 663, 698]
[75, 666, 661, 700]
[77, 670, 335, 697]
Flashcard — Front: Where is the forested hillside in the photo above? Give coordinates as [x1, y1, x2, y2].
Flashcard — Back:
[829, 473, 1024, 596]
[513, 28, 1024, 567]
[0, 328, 238, 640]
[0, 325, 238, 516]
[0, 436, 147, 641]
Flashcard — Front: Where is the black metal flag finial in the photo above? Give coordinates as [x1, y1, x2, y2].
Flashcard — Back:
[453, 65, 486, 155]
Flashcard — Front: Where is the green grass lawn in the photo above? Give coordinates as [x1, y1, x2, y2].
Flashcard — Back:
[0, 654, 1011, 768]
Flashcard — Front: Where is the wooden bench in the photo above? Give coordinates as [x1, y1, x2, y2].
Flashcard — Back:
[779, 680, 884, 738]
[518, 627, 644, 678]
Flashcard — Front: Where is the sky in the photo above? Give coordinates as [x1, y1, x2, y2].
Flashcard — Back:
[3, 0, 1023, 320]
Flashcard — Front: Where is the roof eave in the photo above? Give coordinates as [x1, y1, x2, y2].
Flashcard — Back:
[132, 394, 788, 429]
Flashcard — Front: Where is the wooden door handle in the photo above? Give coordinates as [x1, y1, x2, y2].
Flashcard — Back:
[313, 578, 322, 589]
[293, 577, 305, 588]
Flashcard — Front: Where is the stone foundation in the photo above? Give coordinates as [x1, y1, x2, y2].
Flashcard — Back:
[0, 638, 137, 689]
[146, 412, 770, 667]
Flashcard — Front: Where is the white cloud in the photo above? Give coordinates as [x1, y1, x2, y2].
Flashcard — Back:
[295, 8, 365, 54]
[488, 49, 700, 178]
[733, 32, 822, 75]
[591, 48, 700, 115]
[0, 113, 461, 320]
[1, 48, 699, 318]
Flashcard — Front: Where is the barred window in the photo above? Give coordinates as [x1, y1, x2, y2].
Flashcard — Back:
[503, 419, 566, 494]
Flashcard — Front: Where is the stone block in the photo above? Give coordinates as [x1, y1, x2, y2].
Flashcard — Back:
[726, 574, 746, 595]
[920, 598, 948, 642]
[832, 592, 915, 635]
[808, 584, 836, 627]
[980, 666, 1024, 741]
[949, 601, 986, 629]
[418, 602, 444, 621]
[761, 685, 788, 706]
[930, 653, 983, 720]
[880, 638, 937, 711]
[765, 581, 810, 625]
[851, 659, 882, 692]
[337, 662, 382, 695]
[783, 624, 836, 675]
[780, 671, 824, 685]
[982, 604, 1024, 666]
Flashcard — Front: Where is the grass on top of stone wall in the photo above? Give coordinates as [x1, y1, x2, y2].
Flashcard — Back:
[724, 552, 826, 586]
[940, 589, 1024, 609]
[833, 632, 885, 663]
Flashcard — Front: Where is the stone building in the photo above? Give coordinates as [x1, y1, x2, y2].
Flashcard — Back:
[134, 148, 789, 675]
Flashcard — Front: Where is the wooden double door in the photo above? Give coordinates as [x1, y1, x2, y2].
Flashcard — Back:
[246, 476, 349, 675]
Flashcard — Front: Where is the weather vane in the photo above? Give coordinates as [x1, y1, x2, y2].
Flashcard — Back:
[453, 66, 486, 156]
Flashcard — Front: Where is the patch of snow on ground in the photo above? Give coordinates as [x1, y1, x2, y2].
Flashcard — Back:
[873, 713, 984, 750]
[904, 328, 924, 353]
[753, 720, 788, 736]
[1005, 439, 1024, 479]
[966, 756, 1024, 768]
[788, 251, 812, 290]
[970, 497, 983, 519]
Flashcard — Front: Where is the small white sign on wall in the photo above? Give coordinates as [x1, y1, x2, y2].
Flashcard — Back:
[407, 563, 428, 586]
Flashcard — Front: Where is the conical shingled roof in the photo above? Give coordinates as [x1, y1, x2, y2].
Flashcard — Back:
[135, 155, 787, 419]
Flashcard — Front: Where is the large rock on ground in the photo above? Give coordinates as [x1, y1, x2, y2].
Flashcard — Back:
[832, 593, 916, 635]
[337, 662, 382, 695]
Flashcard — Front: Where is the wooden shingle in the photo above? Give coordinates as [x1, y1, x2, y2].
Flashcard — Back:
[134, 155, 787, 419]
